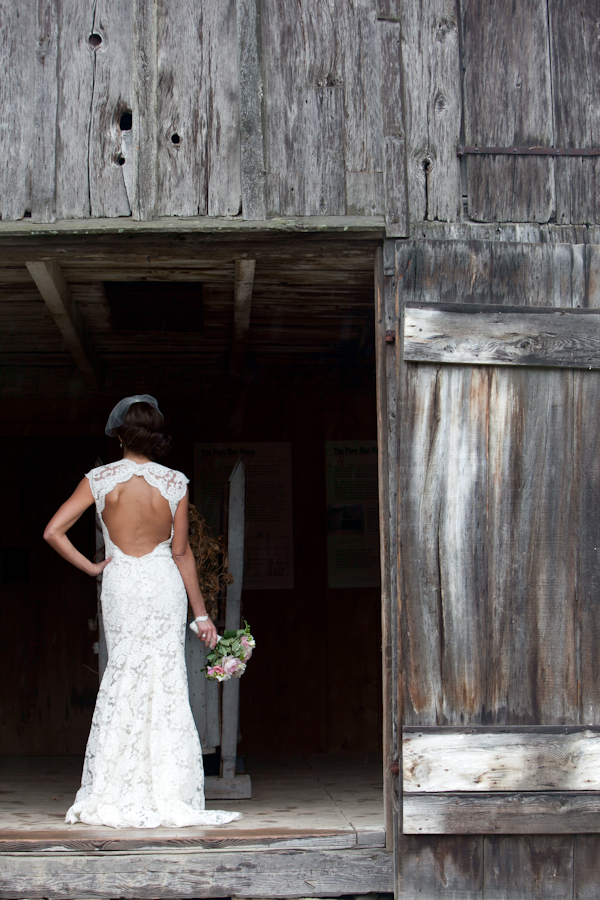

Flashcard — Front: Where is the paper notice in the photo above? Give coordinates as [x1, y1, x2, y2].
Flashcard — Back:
[194, 442, 294, 590]
[325, 441, 380, 588]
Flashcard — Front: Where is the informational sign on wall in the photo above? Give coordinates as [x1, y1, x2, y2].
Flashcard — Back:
[325, 441, 380, 589]
[194, 442, 294, 590]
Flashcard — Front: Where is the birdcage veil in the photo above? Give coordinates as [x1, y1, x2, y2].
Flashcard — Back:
[105, 394, 163, 437]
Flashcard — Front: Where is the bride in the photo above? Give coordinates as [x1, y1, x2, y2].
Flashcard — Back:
[43, 395, 241, 828]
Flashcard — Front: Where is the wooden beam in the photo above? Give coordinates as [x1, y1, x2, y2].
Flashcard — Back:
[25, 260, 101, 388]
[404, 302, 600, 369]
[0, 848, 394, 899]
[403, 792, 600, 835]
[230, 259, 256, 377]
[403, 728, 600, 793]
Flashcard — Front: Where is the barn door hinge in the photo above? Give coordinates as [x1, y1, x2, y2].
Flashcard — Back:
[385, 330, 396, 343]
[458, 144, 600, 158]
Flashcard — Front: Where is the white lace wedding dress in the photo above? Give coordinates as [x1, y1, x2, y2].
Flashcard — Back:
[66, 458, 241, 828]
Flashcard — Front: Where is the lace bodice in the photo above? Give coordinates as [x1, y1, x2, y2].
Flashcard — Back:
[86, 459, 189, 518]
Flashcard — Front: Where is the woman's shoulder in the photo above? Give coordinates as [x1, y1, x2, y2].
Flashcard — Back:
[144, 462, 190, 498]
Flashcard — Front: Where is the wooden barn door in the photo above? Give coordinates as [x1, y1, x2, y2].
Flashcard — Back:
[376, 240, 600, 897]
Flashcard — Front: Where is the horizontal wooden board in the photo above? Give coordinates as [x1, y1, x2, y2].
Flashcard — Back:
[404, 303, 600, 368]
[0, 848, 393, 899]
[403, 729, 600, 792]
[403, 792, 600, 835]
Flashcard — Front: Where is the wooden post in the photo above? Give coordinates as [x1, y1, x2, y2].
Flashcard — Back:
[220, 458, 246, 781]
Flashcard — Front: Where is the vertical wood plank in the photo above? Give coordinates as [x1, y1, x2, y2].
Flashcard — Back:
[132, 0, 158, 220]
[375, 243, 399, 845]
[379, 19, 409, 236]
[574, 834, 600, 900]
[397, 835, 483, 899]
[156, 0, 206, 217]
[32, 0, 58, 223]
[237, 0, 265, 219]
[55, 0, 95, 219]
[204, 0, 241, 217]
[462, 0, 555, 223]
[576, 245, 600, 725]
[261, 0, 346, 217]
[549, 0, 600, 225]
[0, 0, 35, 221]
[484, 836, 573, 900]
[400, 0, 462, 223]
[89, 0, 133, 218]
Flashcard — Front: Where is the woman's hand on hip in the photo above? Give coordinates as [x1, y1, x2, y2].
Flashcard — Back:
[197, 618, 218, 650]
[89, 557, 112, 577]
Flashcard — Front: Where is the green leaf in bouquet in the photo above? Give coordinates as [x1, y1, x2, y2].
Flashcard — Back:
[222, 629, 239, 640]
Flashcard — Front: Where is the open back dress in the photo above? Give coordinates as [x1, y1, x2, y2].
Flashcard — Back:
[66, 458, 240, 828]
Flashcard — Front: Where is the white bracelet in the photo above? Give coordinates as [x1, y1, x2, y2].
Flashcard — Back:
[194, 615, 209, 622]
[189, 614, 209, 635]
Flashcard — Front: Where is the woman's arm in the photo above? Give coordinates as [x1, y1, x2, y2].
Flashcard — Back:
[43, 477, 111, 577]
[172, 490, 218, 649]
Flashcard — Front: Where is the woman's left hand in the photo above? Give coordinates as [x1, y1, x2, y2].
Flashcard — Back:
[197, 618, 218, 650]
[89, 557, 112, 577]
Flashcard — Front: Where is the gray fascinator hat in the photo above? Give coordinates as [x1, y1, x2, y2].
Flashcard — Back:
[105, 394, 163, 437]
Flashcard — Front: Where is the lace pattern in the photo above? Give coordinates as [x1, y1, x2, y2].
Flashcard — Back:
[66, 461, 241, 828]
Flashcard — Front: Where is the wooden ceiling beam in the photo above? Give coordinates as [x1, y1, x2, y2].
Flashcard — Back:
[229, 259, 256, 378]
[25, 260, 102, 389]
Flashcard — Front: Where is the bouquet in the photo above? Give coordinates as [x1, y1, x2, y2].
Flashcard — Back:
[204, 620, 255, 682]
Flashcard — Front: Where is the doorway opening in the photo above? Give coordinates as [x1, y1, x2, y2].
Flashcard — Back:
[0, 235, 385, 850]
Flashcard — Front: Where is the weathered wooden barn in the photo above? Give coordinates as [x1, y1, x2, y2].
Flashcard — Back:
[1, 0, 600, 897]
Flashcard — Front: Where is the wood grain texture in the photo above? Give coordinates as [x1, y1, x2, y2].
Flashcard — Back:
[461, 0, 555, 222]
[404, 303, 600, 369]
[400, 0, 462, 223]
[0, 848, 394, 899]
[379, 20, 408, 235]
[375, 244, 399, 844]
[574, 835, 600, 900]
[32, 0, 58, 223]
[55, 0, 95, 218]
[0, 0, 35, 221]
[397, 835, 483, 900]
[404, 792, 600, 834]
[237, 0, 265, 219]
[483, 836, 573, 900]
[403, 730, 600, 792]
[549, 0, 600, 225]
[132, 0, 158, 219]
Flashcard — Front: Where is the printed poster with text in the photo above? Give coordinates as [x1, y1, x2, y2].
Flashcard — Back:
[194, 442, 294, 590]
[325, 441, 380, 589]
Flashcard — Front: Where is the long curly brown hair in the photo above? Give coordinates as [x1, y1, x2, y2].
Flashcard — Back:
[188, 503, 233, 622]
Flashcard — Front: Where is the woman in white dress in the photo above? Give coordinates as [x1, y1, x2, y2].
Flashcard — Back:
[43, 395, 241, 828]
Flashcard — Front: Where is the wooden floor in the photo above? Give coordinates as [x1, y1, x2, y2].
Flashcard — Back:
[0, 753, 385, 853]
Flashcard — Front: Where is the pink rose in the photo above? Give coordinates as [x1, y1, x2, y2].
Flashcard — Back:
[222, 655, 241, 676]
[208, 665, 228, 682]
[240, 636, 253, 660]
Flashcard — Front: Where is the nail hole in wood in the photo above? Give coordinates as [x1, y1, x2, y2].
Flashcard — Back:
[23, 210, 32, 218]
[119, 111, 132, 131]
[88, 33, 102, 48]
[171, 133, 180, 145]
[117, 156, 125, 166]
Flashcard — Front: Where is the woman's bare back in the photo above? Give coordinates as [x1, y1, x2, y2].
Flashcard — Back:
[102, 475, 173, 557]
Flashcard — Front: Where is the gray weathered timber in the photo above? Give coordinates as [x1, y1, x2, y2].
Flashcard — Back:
[55, 0, 95, 219]
[132, 0, 158, 219]
[404, 793, 600, 834]
[403, 730, 600, 792]
[205, 0, 241, 216]
[574, 835, 600, 900]
[156, 0, 206, 217]
[378, 20, 408, 236]
[237, 0, 266, 220]
[461, 0, 555, 223]
[400, 0, 462, 223]
[221, 459, 245, 782]
[549, 0, 600, 225]
[375, 245, 399, 845]
[230, 259, 256, 377]
[396, 835, 483, 900]
[398, 363, 488, 726]
[0, 848, 394, 899]
[185, 629, 220, 752]
[32, 0, 58, 223]
[576, 245, 600, 725]
[483, 836, 573, 900]
[412, 221, 600, 245]
[404, 303, 600, 369]
[0, 0, 35, 222]
[204, 774, 251, 800]
[89, 0, 133, 218]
